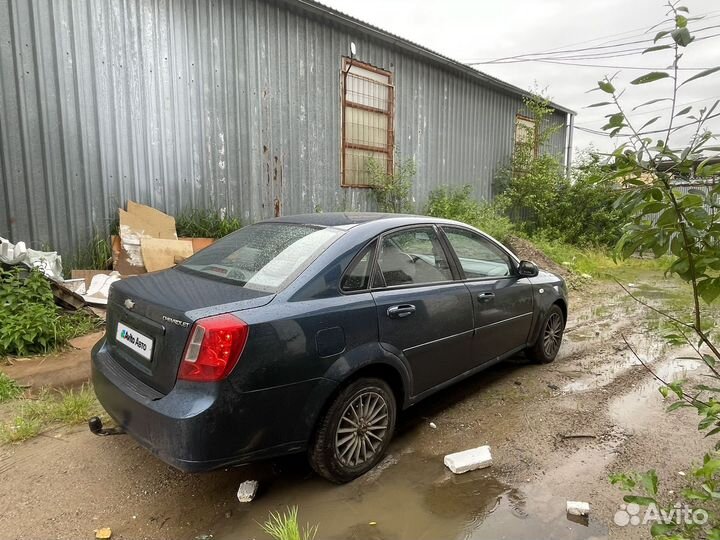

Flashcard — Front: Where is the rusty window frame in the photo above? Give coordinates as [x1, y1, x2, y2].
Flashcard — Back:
[341, 58, 395, 188]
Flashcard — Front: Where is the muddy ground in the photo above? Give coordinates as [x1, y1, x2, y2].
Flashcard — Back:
[0, 271, 714, 540]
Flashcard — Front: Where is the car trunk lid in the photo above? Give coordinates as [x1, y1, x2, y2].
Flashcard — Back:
[105, 268, 273, 395]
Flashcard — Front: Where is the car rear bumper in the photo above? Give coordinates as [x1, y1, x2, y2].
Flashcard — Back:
[91, 337, 337, 472]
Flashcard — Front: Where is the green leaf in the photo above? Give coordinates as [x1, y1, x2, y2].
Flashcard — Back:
[676, 14, 688, 27]
[674, 106, 692, 116]
[639, 116, 661, 131]
[630, 72, 671, 85]
[650, 523, 676, 537]
[654, 30, 671, 43]
[598, 80, 615, 94]
[586, 102, 612, 108]
[680, 66, 720, 87]
[641, 470, 659, 496]
[671, 27, 694, 46]
[633, 98, 672, 111]
[623, 495, 656, 506]
[677, 6, 689, 12]
[643, 44, 673, 54]
[698, 278, 720, 304]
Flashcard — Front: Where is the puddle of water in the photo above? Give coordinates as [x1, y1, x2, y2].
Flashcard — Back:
[561, 334, 665, 393]
[610, 356, 703, 432]
[215, 450, 607, 540]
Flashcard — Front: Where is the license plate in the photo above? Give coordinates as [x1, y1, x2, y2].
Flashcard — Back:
[116, 322, 154, 361]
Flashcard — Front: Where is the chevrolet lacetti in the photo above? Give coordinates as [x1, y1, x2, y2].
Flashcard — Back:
[91, 213, 567, 483]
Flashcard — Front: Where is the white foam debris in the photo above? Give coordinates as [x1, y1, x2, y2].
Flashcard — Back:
[443, 445, 492, 474]
[236, 480, 259, 503]
[566, 501, 590, 516]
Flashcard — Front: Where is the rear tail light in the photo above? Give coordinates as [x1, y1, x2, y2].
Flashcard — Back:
[178, 314, 249, 382]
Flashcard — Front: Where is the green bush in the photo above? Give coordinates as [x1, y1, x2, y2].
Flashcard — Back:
[0, 268, 59, 356]
[367, 157, 416, 213]
[547, 156, 625, 246]
[0, 267, 101, 357]
[425, 185, 515, 242]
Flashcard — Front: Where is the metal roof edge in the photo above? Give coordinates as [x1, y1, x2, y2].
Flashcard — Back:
[276, 0, 577, 116]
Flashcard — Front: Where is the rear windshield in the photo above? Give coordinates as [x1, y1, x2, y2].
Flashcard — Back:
[179, 223, 343, 292]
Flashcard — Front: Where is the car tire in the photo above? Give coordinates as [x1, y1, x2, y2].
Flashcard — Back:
[527, 304, 565, 364]
[309, 377, 397, 484]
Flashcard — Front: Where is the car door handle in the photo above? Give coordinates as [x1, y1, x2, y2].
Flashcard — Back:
[477, 292, 495, 302]
[387, 304, 416, 319]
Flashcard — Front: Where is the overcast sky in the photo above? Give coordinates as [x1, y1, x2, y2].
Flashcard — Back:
[323, 0, 720, 160]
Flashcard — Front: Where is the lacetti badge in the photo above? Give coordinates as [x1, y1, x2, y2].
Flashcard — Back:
[115, 322, 153, 360]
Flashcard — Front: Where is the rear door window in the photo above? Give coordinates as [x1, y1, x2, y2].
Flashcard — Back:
[179, 223, 344, 292]
[375, 227, 453, 287]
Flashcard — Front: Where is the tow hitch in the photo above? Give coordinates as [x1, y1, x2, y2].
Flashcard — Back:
[88, 416, 125, 436]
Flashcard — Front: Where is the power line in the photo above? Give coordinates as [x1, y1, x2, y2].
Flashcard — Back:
[483, 31, 720, 64]
[464, 15, 720, 65]
[503, 58, 713, 71]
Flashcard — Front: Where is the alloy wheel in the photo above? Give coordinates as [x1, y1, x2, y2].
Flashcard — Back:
[543, 312, 563, 358]
[335, 391, 389, 467]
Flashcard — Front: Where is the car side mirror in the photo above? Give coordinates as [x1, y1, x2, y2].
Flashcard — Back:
[518, 260, 539, 277]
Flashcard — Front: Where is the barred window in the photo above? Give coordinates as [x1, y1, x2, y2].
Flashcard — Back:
[341, 59, 394, 187]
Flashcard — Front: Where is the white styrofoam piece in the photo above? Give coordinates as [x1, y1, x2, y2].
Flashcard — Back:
[236, 480, 259, 503]
[443, 445, 492, 474]
[566, 501, 590, 516]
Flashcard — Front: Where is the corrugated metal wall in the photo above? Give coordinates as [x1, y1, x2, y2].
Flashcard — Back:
[0, 0, 569, 256]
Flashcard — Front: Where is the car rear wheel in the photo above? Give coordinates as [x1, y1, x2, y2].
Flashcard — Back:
[527, 304, 565, 364]
[309, 377, 396, 484]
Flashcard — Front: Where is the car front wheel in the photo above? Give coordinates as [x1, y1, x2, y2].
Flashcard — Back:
[309, 377, 396, 484]
[527, 304, 565, 364]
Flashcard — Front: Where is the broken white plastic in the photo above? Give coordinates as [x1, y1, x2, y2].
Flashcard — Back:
[443, 445, 492, 474]
[566, 501, 590, 516]
[236, 480, 259, 503]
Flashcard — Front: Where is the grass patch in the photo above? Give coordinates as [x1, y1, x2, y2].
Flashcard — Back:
[55, 311, 104, 346]
[0, 373, 23, 402]
[0, 385, 101, 444]
[63, 232, 113, 276]
[260, 506, 318, 540]
[529, 236, 668, 280]
[175, 208, 243, 239]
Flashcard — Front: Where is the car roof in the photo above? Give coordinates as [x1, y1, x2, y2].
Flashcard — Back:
[261, 212, 449, 228]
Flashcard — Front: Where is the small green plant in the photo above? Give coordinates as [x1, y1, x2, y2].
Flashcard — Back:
[64, 232, 113, 275]
[425, 185, 515, 242]
[367, 157, 416, 213]
[175, 209, 243, 238]
[0, 373, 23, 402]
[259, 506, 318, 540]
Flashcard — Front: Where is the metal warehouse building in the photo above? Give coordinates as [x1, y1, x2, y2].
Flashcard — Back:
[0, 0, 575, 256]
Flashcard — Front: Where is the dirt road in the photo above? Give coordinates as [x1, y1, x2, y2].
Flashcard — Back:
[0, 273, 712, 540]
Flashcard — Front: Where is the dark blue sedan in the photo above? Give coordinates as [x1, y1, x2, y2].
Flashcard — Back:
[91, 213, 567, 483]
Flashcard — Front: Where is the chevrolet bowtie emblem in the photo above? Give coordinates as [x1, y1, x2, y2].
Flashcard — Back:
[124, 299, 135, 310]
